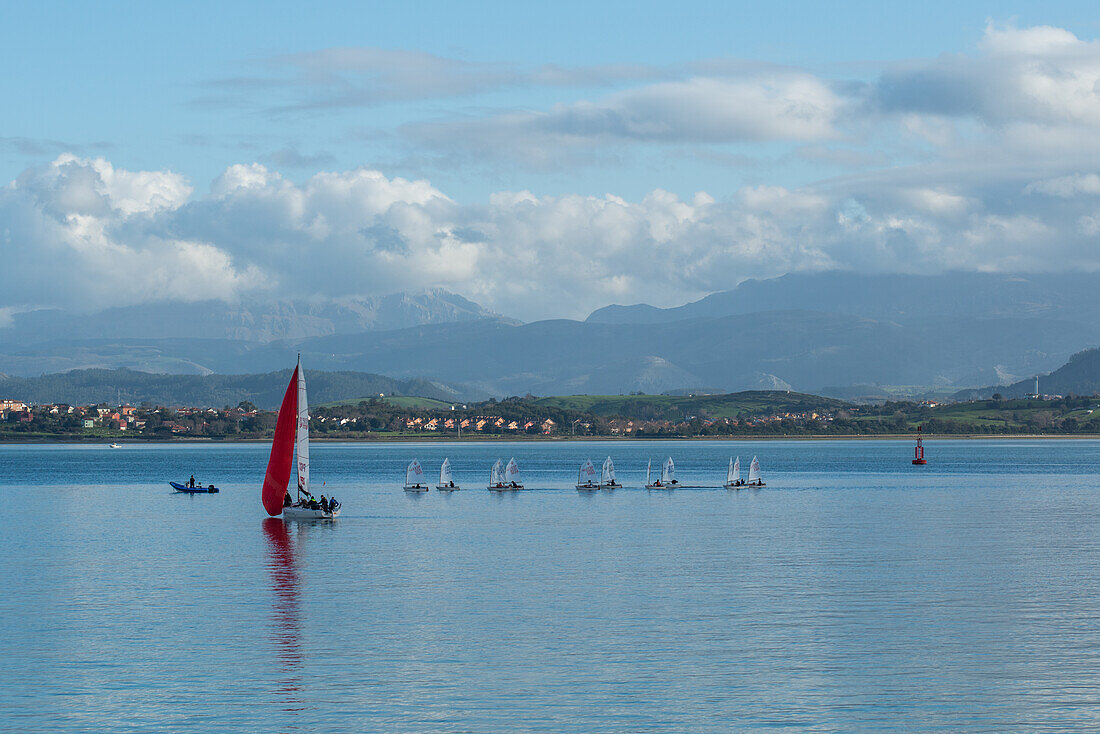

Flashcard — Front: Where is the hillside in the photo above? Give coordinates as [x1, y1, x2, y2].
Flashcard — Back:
[955, 348, 1100, 400]
[533, 391, 847, 422]
[0, 368, 484, 409]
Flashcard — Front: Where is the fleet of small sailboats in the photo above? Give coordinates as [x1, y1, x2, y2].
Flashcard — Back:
[437, 457, 460, 490]
[404, 458, 428, 492]
[262, 357, 340, 520]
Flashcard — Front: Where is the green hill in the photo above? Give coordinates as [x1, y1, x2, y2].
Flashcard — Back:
[533, 391, 847, 422]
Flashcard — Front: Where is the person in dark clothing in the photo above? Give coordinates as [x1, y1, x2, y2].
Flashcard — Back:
[283, 491, 292, 507]
[189, 475, 195, 488]
[319, 495, 329, 512]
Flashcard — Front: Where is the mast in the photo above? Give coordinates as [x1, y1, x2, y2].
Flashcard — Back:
[295, 355, 309, 499]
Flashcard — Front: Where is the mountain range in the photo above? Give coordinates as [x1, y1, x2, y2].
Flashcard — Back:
[0, 273, 1096, 397]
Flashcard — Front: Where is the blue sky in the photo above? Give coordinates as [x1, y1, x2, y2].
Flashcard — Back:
[4, 0, 1097, 198]
[3, 2, 1100, 320]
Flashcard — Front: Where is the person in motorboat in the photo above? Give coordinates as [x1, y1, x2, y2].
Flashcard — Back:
[189, 475, 196, 488]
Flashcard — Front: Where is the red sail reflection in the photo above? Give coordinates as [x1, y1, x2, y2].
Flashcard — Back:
[263, 517, 305, 712]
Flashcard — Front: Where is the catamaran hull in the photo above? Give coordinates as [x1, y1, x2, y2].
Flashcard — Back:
[282, 506, 340, 520]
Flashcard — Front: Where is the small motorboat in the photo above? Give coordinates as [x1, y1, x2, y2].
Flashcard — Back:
[576, 459, 598, 490]
[171, 481, 219, 493]
[403, 458, 429, 492]
[108, 443, 122, 449]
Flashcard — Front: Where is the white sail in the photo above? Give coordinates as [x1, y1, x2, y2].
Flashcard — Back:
[602, 456, 616, 484]
[579, 459, 596, 484]
[296, 358, 309, 495]
[748, 456, 761, 483]
[505, 457, 521, 485]
[646, 459, 652, 485]
[490, 459, 504, 486]
[440, 458, 453, 485]
[733, 456, 741, 483]
[406, 458, 424, 486]
[727, 457, 735, 484]
[662, 456, 675, 484]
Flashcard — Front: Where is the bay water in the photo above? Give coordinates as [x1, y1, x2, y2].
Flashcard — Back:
[2, 439, 1099, 732]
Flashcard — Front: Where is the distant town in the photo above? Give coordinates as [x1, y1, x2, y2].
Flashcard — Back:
[1, 389, 1096, 440]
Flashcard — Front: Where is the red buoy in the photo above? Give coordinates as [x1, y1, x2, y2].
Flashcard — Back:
[912, 425, 927, 465]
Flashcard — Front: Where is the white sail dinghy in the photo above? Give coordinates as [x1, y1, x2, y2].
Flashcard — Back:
[600, 456, 621, 489]
[725, 456, 745, 488]
[747, 456, 765, 487]
[576, 459, 598, 490]
[404, 458, 429, 492]
[437, 457, 460, 490]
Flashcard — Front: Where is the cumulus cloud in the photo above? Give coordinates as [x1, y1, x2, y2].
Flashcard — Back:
[6, 150, 1100, 321]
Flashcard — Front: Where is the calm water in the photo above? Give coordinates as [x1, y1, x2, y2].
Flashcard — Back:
[2, 439, 1099, 733]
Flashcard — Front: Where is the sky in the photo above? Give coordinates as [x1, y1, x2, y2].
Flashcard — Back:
[3, 1, 1100, 322]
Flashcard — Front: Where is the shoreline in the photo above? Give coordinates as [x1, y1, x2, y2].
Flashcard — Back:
[3, 433, 1100, 445]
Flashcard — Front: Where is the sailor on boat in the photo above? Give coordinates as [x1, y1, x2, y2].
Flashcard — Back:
[746, 456, 765, 487]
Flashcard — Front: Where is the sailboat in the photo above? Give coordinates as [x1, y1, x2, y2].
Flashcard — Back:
[488, 459, 507, 491]
[504, 457, 524, 489]
[437, 457, 460, 491]
[747, 455, 765, 486]
[262, 357, 340, 520]
[403, 458, 428, 492]
[724, 456, 744, 489]
[661, 456, 679, 487]
[644, 458, 662, 489]
[600, 456, 620, 489]
[576, 459, 598, 490]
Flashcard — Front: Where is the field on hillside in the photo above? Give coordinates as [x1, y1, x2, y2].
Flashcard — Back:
[534, 391, 848, 421]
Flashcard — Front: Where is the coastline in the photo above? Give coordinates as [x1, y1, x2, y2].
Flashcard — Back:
[3, 433, 1100, 444]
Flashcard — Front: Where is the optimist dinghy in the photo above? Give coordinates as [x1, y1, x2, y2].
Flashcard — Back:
[724, 456, 745, 489]
[488, 459, 507, 490]
[436, 457, 460, 490]
[261, 357, 340, 520]
[600, 456, 620, 489]
[404, 458, 429, 492]
[746, 456, 765, 486]
[576, 459, 598, 490]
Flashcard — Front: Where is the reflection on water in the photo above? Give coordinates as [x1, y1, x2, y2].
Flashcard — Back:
[262, 518, 306, 714]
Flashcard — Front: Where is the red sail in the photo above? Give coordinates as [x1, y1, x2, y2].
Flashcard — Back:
[262, 366, 299, 516]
